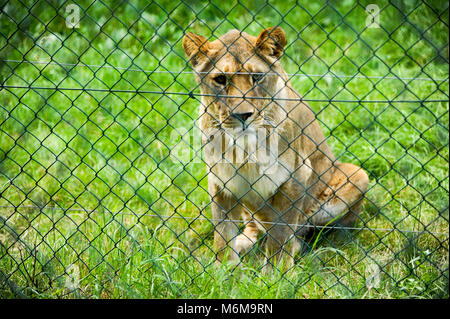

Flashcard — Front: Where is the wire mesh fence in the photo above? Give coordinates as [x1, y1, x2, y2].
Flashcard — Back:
[0, 0, 448, 298]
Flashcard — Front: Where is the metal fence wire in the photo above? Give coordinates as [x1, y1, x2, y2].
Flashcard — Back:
[0, 0, 448, 299]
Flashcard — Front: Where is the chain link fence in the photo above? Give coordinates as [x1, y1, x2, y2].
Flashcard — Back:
[0, 0, 448, 298]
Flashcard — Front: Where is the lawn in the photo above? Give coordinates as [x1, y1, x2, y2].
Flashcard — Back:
[0, 0, 448, 298]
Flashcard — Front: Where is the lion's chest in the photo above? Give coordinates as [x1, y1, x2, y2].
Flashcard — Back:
[210, 161, 291, 205]
[203, 126, 296, 206]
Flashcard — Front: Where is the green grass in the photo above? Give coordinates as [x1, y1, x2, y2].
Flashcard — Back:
[0, 0, 448, 298]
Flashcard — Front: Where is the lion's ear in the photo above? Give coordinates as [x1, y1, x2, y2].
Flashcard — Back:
[182, 32, 211, 67]
[255, 27, 286, 58]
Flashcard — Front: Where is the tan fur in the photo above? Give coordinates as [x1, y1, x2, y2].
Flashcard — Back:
[183, 27, 369, 268]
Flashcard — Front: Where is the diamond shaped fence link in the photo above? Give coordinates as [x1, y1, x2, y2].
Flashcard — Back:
[0, 0, 448, 298]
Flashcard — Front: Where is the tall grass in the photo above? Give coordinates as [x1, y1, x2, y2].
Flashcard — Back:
[0, 0, 448, 298]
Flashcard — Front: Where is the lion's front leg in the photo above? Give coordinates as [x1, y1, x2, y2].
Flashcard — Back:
[262, 209, 301, 270]
[234, 218, 260, 256]
[212, 204, 242, 264]
[253, 180, 306, 270]
[209, 181, 242, 264]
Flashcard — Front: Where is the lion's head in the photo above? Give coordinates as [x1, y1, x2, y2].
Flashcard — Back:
[182, 27, 293, 138]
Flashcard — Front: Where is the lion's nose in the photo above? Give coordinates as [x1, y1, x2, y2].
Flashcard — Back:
[230, 112, 253, 123]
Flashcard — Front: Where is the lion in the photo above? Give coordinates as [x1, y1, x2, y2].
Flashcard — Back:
[182, 26, 369, 268]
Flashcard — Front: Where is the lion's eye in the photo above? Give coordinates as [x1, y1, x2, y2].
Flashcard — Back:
[252, 73, 264, 84]
[213, 75, 227, 86]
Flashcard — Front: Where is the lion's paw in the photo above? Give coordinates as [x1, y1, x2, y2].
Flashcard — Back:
[234, 234, 256, 255]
